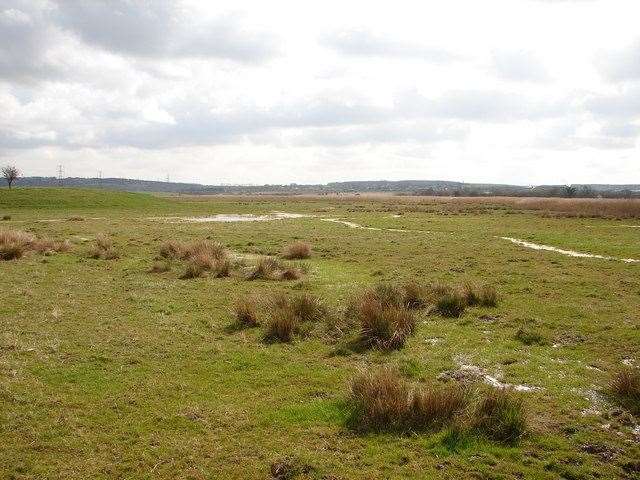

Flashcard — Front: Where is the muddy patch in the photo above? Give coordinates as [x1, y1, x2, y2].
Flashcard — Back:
[150, 212, 312, 223]
[500, 236, 639, 263]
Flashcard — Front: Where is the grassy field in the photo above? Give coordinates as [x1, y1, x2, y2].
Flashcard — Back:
[1, 188, 639, 479]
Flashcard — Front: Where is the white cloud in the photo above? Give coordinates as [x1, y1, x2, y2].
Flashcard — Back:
[1, 0, 639, 184]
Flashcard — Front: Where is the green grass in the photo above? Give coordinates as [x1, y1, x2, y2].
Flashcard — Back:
[1, 188, 639, 479]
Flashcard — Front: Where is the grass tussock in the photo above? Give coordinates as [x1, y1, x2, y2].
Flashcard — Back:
[264, 305, 298, 343]
[609, 368, 640, 412]
[233, 296, 260, 328]
[514, 327, 547, 346]
[262, 292, 327, 342]
[347, 288, 416, 350]
[245, 257, 304, 281]
[158, 239, 231, 279]
[0, 229, 71, 260]
[1, 215, 11, 221]
[88, 234, 118, 260]
[434, 289, 467, 318]
[348, 368, 470, 432]
[461, 283, 498, 307]
[282, 241, 312, 259]
[348, 369, 527, 444]
[149, 259, 172, 273]
[472, 389, 527, 444]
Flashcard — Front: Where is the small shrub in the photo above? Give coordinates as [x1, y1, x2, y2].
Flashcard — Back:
[515, 328, 546, 346]
[349, 368, 411, 432]
[233, 297, 260, 328]
[435, 291, 466, 318]
[282, 241, 311, 259]
[472, 389, 527, 444]
[1, 215, 11, 221]
[610, 368, 640, 412]
[67, 216, 84, 221]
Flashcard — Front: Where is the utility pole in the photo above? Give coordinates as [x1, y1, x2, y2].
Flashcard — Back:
[57, 164, 64, 187]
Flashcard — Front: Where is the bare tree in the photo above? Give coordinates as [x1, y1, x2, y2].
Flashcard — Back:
[2, 165, 19, 189]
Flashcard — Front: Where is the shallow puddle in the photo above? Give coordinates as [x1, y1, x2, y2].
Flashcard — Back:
[500, 236, 639, 263]
[151, 212, 312, 223]
[321, 218, 424, 233]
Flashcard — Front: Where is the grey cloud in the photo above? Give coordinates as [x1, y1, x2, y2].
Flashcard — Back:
[320, 29, 459, 62]
[596, 40, 640, 81]
[585, 86, 640, 119]
[0, 2, 64, 81]
[52, 1, 279, 63]
[1, 86, 576, 152]
[492, 50, 549, 82]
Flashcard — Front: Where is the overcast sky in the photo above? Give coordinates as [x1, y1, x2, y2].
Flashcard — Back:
[1, 0, 639, 185]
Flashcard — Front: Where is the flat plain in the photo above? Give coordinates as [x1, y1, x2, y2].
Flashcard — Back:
[1, 188, 639, 479]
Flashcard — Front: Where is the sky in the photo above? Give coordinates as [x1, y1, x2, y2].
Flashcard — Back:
[1, 0, 639, 186]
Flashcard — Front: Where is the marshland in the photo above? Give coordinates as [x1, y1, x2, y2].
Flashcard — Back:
[1, 188, 638, 479]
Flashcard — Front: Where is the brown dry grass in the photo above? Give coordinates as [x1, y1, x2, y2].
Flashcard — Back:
[460, 283, 498, 308]
[349, 368, 470, 432]
[0, 229, 71, 260]
[610, 368, 640, 413]
[149, 260, 172, 273]
[233, 296, 260, 328]
[350, 292, 416, 350]
[89, 234, 118, 260]
[264, 305, 298, 343]
[245, 257, 304, 281]
[282, 241, 312, 259]
[472, 389, 527, 444]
